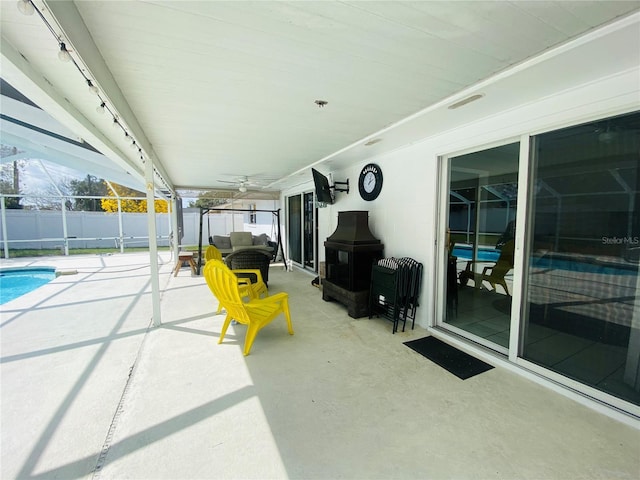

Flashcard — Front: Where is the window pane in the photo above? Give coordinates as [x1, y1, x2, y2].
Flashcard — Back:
[523, 111, 640, 406]
[446, 142, 519, 351]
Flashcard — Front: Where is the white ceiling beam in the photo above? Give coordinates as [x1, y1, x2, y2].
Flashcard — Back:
[43, 0, 174, 192]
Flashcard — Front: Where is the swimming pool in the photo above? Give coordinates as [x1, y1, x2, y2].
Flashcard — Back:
[452, 245, 500, 262]
[0, 267, 57, 305]
[531, 255, 638, 276]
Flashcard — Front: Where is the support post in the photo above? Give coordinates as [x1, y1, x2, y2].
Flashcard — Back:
[145, 159, 162, 326]
[197, 208, 204, 275]
[275, 209, 287, 266]
[1, 196, 8, 259]
[61, 197, 69, 255]
[117, 198, 124, 253]
[106, 181, 125, 252]
[171, 195, 179, 260]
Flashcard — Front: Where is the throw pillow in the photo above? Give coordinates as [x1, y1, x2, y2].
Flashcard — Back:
[230, 231, 253, 247]
[213, 235, 231, 249]
[252, 233, 269, 246]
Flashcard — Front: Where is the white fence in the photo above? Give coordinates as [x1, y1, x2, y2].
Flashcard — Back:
[0, 207, 280, 255]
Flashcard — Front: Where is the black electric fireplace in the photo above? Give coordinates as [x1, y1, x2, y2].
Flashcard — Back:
[322, 211, 383, 318]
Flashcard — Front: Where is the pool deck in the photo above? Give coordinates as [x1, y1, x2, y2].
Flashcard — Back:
[1, 252, 639, 479]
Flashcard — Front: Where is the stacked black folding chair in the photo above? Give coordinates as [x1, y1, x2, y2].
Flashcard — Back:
[369, 257, 423, 333]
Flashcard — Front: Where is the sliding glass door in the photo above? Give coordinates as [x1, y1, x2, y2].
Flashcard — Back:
[439, 110, 640, 411]
[303, 192, 317, 270]
[442, 142, 520, 354]
[287, 191, 318, 272]
[522, 111, 640, 407]
[288, 195, 302, 264]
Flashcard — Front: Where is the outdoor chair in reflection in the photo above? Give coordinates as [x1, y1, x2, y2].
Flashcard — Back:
[458, 241, 515, 296]
[203, 260, 293, 355]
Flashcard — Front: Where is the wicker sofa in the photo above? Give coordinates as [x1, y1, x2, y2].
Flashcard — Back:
[210, 232, 276, 257]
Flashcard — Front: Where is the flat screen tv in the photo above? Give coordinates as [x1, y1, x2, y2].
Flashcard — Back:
[312, 168, 334, 204]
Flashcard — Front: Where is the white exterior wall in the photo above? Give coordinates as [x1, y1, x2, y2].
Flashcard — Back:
[282, 67, 640, 330]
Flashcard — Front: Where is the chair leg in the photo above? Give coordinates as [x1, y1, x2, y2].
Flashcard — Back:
[243, 323, 261, 356]
[218, 315, 232, 344]
[282, 298, 294, 335]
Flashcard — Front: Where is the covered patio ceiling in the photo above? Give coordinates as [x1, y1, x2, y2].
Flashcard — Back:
[1, 1, 639, 198]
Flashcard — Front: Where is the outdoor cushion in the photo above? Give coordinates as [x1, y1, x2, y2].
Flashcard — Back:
[213, 235, 232, 249]
[230, 231, 253, 247]
[253, 233, 270, 246]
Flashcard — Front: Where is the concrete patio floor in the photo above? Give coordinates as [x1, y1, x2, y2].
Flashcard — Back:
[1, 252, 639, 480]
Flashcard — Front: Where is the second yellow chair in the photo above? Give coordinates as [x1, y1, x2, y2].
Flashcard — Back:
[205, 245, 267, 312]
[203, 260, 293, 355]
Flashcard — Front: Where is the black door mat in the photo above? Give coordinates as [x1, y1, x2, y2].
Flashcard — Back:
[404, 336, 494, 380]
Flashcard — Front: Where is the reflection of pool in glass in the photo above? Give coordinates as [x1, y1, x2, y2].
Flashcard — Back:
[452, 245, 500, 262]
[0, 267, 57, 304]
[531, 255, 638, 276]
[453, 245, 638, 276]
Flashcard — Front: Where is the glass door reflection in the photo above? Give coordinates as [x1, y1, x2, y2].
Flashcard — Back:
[522, 111, 640, 407]
[445, 142, 520, 353]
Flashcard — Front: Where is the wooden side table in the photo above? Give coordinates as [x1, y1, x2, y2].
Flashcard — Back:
[174, 251, 197, 277]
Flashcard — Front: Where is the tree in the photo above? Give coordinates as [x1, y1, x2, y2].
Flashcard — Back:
[101, 182, 168, 213]
[0, 160, 24, 209]
[189, 191, 230, 209]
[69, 174, 107, 211]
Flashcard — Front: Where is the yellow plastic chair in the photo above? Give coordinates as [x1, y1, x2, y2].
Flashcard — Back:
[230, 268, 268, 299]
[205, 245, 223, 262]
[203, 260, 293, 355]
[207, 245, 267, 312]
[459, 241, 514, 296]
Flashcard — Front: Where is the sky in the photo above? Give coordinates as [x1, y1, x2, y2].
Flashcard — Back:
[2, 157, 197, 207]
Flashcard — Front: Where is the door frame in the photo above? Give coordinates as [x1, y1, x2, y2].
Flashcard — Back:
[434, 136, 526, 357]
[286, 190, 318, 272]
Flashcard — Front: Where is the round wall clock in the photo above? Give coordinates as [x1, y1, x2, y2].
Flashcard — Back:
[358, 163, 383, 201]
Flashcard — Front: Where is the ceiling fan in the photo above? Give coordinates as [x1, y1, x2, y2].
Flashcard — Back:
[217, 175, 263, 192]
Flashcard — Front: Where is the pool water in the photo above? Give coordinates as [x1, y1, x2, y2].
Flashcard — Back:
[452, 246, 500, 262]
[452, 246, 637, 276]
[0, 268, 57, 305]
[531, 256, 638, 276]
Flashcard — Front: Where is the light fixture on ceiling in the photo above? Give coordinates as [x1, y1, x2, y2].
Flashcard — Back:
[58, 42, 72, 62]
[17, 0, 34, 15]
[96, 102, 106, 114]
[448, 93, 484, 110]
[87, 79, 99, 95]
[238, 186, 247, 193]
[314, 100, 328, 108]
[112, 117, 120, 129]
